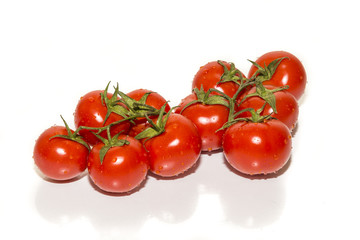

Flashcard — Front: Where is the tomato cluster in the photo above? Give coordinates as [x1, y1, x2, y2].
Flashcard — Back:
[33, 50, 306, 194]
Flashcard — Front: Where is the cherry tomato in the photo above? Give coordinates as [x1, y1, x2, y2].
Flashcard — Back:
[222, 120, 292, 175]
[126, 88, 171, 123]
[175, 93, 229, 152]
[248, 51, 306, 100]
[74, 90, 130, 145]
[88, 135, 149, 193]
[144, 113, 202, 177]
[33, 126, 89, 181]
[238, 85, 299, 130]
[192, 61, 244, 98]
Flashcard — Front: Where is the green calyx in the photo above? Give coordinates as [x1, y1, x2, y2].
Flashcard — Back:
[218, 57, 288, 130]
[93, 128, 130, 164]
[50, 115, 90, 151]
[134, 103, 173, 144]
[180, 86, 230, 114]
[117, 90, 162, 120]
[101, 82, 131, 123]
[218, 105, 275, 131]
[217, 60, 246, 86]
[248, 57, 288, 82]
[101, 81, 167, 124]
[239, 81, 289, 114]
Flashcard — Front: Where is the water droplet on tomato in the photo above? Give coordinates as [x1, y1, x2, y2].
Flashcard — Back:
[88, 97, 95, 103]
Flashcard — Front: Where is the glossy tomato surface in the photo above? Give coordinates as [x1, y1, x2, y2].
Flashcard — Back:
[87, 135, 149, 193]
[74, 90, 130, 145]
[248, 51, 306, 100]
[222, 120, 292, 175]
[175, 93, 229, 152]
[33, 126, 89, 181]
[238, 85, 299, 130]
[192, 61, 242, 98]
[144, 113, 202, 177]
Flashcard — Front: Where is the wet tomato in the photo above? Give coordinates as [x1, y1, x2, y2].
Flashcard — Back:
[222, 120, 292, 175]
[74, 90, 130, 145]
[175, 92, 229, 152]
[88, 135, 149, 193]
[248, 51, 306, 100]
[144, 113, 202, 177]
[33, 126, 89, 181]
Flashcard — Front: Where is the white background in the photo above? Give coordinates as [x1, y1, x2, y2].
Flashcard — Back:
[1, 0, 359, 239]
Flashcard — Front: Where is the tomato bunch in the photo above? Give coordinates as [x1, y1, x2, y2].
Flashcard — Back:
[33, 50, 306, 194]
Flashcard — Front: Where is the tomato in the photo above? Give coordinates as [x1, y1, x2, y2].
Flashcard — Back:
[143, 113, 202, 177]
[126, 88, 171, 123]
[87, 135, 149, 193]
[74, 90, 130, 145]
[222, 120, 292, 175]
[175, 92, 229, 152]
[248, 51, 306, 100]
[238, 85, 299, 130]
[33, 126, 89, 181]
[192, 61, 244, 98]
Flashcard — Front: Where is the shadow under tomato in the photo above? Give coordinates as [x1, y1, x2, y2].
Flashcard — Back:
[87, 173, 150, 197]
[193, 152, 288, 229]
[34, 161, 200, 237]
[223, 155, 292, 180]
[291, 122, 299, 138]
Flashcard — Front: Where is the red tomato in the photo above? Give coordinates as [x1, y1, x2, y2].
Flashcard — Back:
[192, 61, 244, 98]
[144, 113, 202, 177]
[74, 90, 130, 145]
[175, 93, 229, 152]
[33, 126, 89, 181]
[238, 85, 299, 130]
[222, 120, 292, 175]
[126, 88, 171, 123]
[88, 135, 149, 193]
[248, 51, 306, 100]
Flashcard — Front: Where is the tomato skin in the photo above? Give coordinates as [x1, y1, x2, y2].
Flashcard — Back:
[87, 135, 149, 193]
[248, 51, 306, 100]
[74, 90, 130, 145]
[222, 120, 292, 175]
[238, 85, 299, 130]
[192, 61, 242, 98]
[144, 113, 202, 177]
[175, 93, 229, 152]
[33, 126, 89, 181]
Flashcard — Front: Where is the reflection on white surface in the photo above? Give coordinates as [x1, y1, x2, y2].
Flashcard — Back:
[34, 152, 285, 239]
